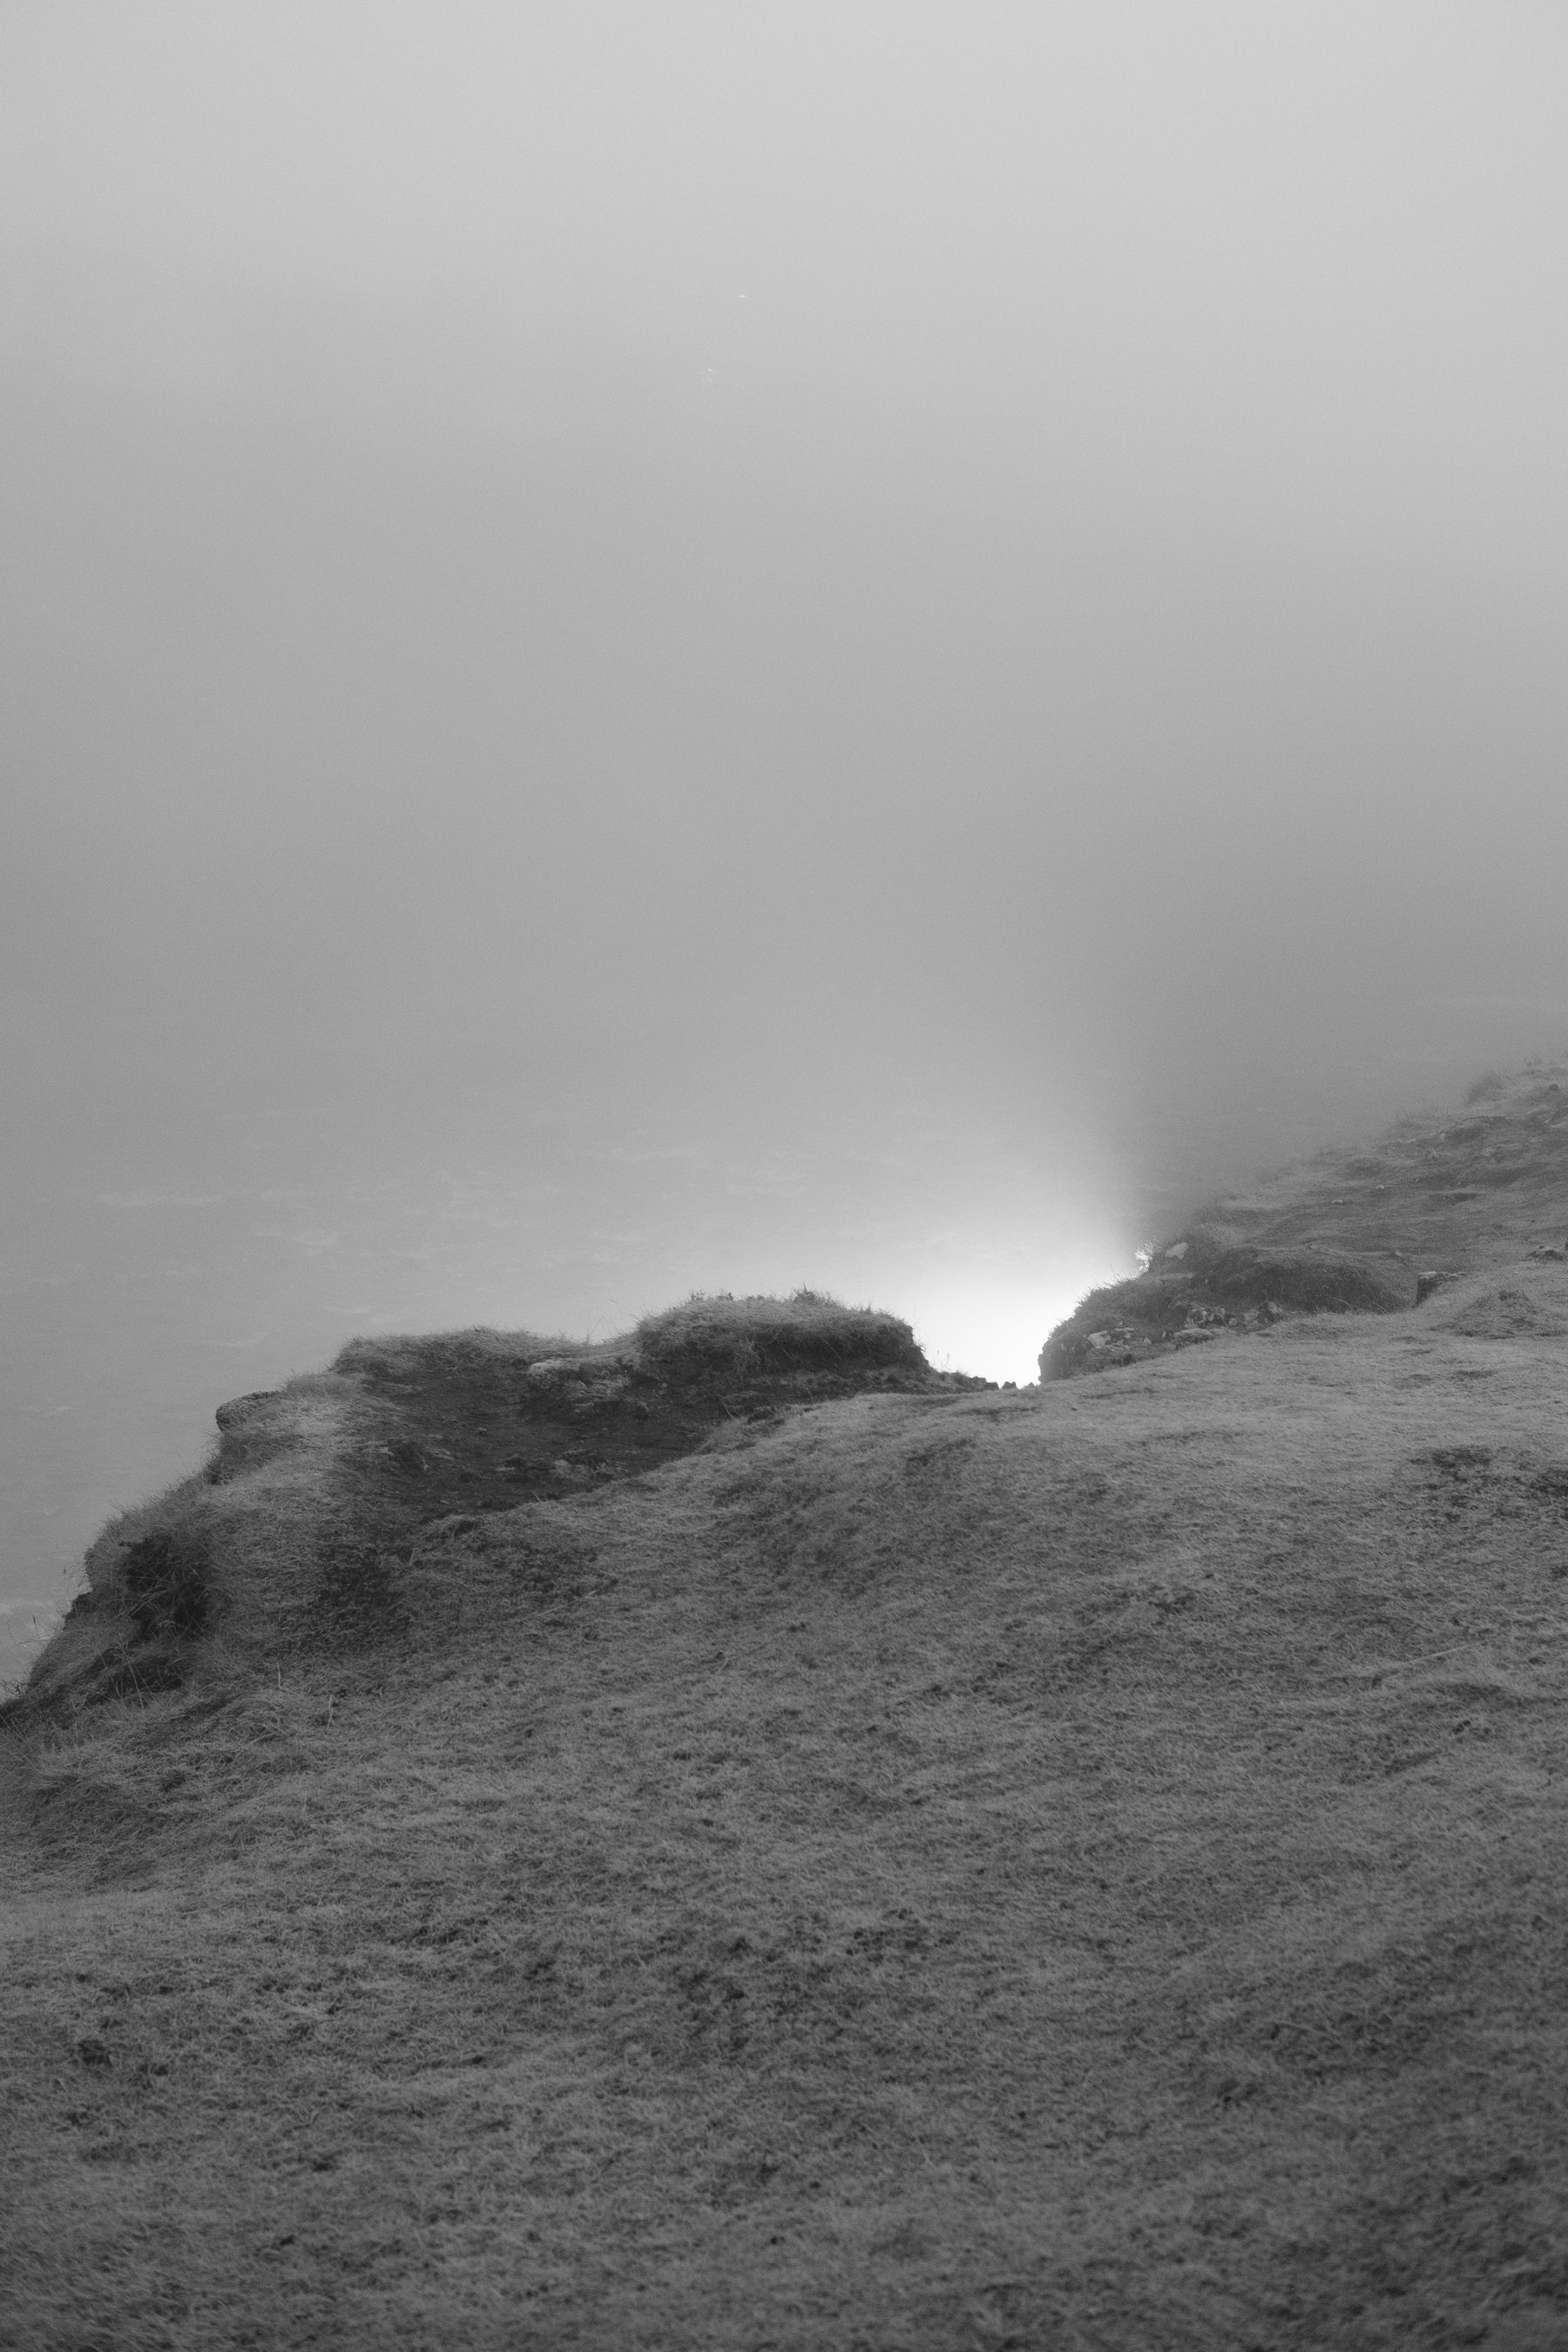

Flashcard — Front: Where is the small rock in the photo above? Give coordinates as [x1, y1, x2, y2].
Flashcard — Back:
[1165, 1243, 1189, 1260]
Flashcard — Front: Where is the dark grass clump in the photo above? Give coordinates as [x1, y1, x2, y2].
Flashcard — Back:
[634, 1290, 927, 1384]
[334, 1328, 598, 1386]
[1206, 1246, 1416, 1314]
[119, 1524, 213, 1643]
[23, 1521, 226, 1712]
[1040, 1247, 1416, 1378]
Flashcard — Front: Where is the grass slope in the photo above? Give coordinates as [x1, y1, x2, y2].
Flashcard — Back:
[5, 1118, 1568, 2348]
[1042, 1063, 1568, 1378]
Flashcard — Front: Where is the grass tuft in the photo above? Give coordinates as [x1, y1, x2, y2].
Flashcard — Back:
[119, 1525, 213, 1643]
[634, 1291, 925, 1382]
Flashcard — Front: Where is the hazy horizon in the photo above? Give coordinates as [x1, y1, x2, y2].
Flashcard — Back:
[5, 3, 1568, 1676]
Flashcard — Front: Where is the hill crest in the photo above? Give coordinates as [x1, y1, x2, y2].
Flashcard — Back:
[7, 1063, 1568, 2348]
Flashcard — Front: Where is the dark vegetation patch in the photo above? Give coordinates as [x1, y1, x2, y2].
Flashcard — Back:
[1208, 1244, 1416, 1313]
[635, 1291, 926, 1382]
[21, 1524, 224, 1714]
[332, 1293, 984, 1527]
[4, 1297, 990, 1726]
[1039, 1246, 1415, 1377]
[120, 1527, 213, 1643]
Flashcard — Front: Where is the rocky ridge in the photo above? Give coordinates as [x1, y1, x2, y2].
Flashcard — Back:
[11, 1293, 990, 1722]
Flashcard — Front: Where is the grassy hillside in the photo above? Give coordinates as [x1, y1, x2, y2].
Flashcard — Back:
[1042, 1063, 1568, 1378]
[5, 1084, 1568, 2349]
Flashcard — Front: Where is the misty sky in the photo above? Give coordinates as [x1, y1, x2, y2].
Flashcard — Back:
[5, 0, 1568, 1450]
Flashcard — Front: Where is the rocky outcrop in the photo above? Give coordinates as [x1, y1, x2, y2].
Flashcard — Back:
[1039, 1063, 1568, 1382]
[7, 1296, 994, 1727]
[1039, 1241, 1417, 1380]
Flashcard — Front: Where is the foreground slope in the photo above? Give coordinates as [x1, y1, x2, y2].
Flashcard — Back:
[5, 1198, 1568, 2343]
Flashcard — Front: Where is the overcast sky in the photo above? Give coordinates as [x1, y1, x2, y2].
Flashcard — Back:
[4, 2, 1568, 1372]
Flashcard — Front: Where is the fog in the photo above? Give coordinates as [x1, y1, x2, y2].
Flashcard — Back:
[4, 3, 1568, 1665]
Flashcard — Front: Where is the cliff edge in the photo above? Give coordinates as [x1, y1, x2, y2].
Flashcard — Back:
[6, 1071, 1568, 2350]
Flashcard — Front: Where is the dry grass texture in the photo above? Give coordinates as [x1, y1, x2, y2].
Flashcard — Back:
[7, 1267, 1568, 2347]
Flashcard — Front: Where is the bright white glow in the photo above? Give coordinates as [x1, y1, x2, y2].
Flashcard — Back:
[902, 1251, 1131, 1387]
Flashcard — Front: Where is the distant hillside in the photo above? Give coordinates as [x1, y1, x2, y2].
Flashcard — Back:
[1042, 1058, 1568, 1377]
[5, 1074, 1568, 2349]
